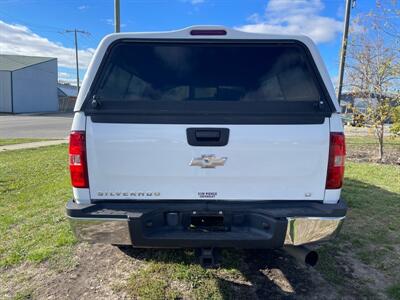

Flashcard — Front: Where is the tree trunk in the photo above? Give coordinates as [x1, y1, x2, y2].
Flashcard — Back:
[376, 124, 384, 162]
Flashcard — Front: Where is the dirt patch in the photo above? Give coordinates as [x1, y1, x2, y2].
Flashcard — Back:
[344, 126, 400, 164]
[1, 243, 394, 299]
[226, 250, 341, 299]
[347, 145, 400, 165]
[1, 244, 344, 300]
[318, 245, 392, 299]
[1, 244, 139, 300]
[344, 254, 390, 299]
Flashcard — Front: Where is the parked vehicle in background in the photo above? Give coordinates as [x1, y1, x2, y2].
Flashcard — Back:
[342, 112, 366, 127]
[341, 98, 367, 127]
[66, 26, 347, 266]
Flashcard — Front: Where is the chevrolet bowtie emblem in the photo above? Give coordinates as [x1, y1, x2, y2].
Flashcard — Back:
[189, 155, 227, 168]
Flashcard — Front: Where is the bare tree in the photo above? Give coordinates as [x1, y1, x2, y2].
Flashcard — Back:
[345, 10, 400, 161]
[371, 1, 400, 40]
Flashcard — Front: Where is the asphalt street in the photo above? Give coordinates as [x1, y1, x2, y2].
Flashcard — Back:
[0, 112, 392, 139]
[0, 113, 73, 139]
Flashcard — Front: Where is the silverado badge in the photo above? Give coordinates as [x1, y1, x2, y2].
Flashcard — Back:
[189, 155, 227, 168]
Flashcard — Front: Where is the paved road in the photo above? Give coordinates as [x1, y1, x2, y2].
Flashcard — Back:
[0, 113, 391, 139]
[0, 113, 73, 139]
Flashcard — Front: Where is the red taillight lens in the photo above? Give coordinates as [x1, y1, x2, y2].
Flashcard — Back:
[326, 132, 346, 189]
[69, 131, 89, 188]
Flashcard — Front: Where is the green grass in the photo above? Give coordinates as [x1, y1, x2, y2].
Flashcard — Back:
[346, 135, 400, 147]
[0, 145, 76, 267]
[126, 249, 243, 300]
[344, 163, 400, 273]
[346, 135, 400, 145]
[12, 290, 33, 300]
[0, 138, 50, 146]
[387, 284, 400, 300]
[317, 162, 400, 297]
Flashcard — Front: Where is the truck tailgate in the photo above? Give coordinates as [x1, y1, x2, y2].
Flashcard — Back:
[86, 118, 329, 201]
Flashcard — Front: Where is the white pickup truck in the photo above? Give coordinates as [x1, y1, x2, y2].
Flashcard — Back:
[66, 26, 346, 265]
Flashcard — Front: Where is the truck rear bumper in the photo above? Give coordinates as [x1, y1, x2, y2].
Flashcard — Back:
[66, 199, 347, 248]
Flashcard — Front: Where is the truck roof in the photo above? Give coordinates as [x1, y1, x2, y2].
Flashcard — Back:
[75, 25, 339, 112]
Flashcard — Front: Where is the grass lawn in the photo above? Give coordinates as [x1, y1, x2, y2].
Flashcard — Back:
[0, 145, 75, 267]
[317, 161, 400, 298]
[0, 138, 50, 146]
[346, 135, 400, 146]
[0, 144, 399, 299]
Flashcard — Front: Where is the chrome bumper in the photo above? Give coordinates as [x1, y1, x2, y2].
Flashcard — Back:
[68, 215, 345, 246]
[69, 217, 131, 245]
[284, 216, 345, 246]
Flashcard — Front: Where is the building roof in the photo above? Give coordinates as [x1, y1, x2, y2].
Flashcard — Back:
[0, 54, 56, 71]
[57, 83, 78, 97]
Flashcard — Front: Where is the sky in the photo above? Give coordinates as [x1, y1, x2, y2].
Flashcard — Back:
[0, 0, 377, 87]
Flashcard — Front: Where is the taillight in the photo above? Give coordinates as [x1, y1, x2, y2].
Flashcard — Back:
[69, 131, 89, 188]
[326, 132, 346, 189]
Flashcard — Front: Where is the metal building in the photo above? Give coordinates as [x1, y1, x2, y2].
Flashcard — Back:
[0, 55, 58, 113]
[58, 83, 78, 112]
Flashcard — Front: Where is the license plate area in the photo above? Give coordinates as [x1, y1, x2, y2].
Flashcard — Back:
[189, 215, 227, 232]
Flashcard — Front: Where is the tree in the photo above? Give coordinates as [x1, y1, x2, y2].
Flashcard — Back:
[345, 4, 400, 161]
[371, 1, 400, 41]
[391, 106, 400, 136]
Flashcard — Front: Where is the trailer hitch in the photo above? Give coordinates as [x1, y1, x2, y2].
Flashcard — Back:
[196, 248, 220, 268]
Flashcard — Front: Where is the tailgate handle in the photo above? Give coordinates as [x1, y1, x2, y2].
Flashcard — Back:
[195, 130, 221, 141]
[187, 128, 229, 146]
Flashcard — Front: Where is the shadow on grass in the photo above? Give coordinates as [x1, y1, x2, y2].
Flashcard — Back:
[116, 178, 400, 299]
[119, 245, 317, 298]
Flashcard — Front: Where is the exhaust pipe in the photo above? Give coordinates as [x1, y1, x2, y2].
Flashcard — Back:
[283, 246, 319, 267]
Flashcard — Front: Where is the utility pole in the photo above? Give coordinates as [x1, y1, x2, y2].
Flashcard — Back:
[337, 0, 355, 103]
[114, 0, 120, 33]
[65, 29, 90, 92]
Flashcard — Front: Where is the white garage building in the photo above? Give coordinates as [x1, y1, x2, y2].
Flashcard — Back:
[0, 55, 58, 113]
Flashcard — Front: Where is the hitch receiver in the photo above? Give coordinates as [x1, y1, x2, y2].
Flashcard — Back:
[196, 248, 220, 268]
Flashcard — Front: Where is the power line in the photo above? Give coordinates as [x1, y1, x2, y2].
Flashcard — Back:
[65, 29, 90, 92]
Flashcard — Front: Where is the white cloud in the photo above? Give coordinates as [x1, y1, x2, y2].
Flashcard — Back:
[58, 72, 81, 85]
[0, 20, 95, 70]
[104, 18, 126, 28]
[59, 78, 80, 86]
[235, 0, 343, 44]
[182, 0, 205, 5]
[247, 13, 262, 23]
[78, 5, 89, 11]
[58, 72, 70, 78]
